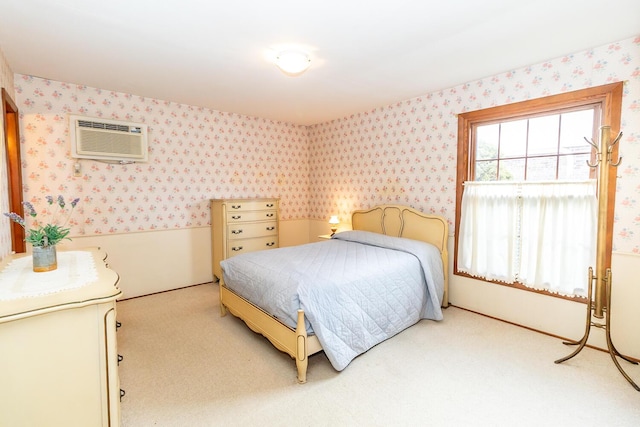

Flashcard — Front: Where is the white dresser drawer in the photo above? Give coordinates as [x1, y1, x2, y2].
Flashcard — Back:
[226, 200, 277, 212]
[226, 236, 279, 258]
[227, 221, 277, 240]
[226, 210, 277, 223]
[227, 211, 277, 224]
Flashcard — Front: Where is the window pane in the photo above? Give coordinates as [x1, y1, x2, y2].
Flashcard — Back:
[471, 105, 597, 183]
[528, 115, 560, 156]
[560, 109, 594, 155]
[476, 124, 499, 160]
[527, 156, 557, 180]
[558, 154, 593, 180]
[499, 158, 525, 181]
[475, 160, 498, 181]
[500, 120, 527, 158]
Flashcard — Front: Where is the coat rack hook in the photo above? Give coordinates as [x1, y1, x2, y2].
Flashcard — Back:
[585, 136, 601, 168]
[608, 132, 623, 167]
[584, 136, 599, 151]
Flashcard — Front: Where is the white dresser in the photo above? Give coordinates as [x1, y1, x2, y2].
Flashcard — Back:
[211, 198, 279, 280]
[0, 248, 122, 427]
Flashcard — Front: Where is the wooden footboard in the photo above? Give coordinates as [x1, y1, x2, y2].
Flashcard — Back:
[219, 278, 322, 383]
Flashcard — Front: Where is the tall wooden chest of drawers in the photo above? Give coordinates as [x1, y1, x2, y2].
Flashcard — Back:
[210, 198, 279, 280]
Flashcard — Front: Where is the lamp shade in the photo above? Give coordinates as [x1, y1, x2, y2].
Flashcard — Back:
[275, 50, 311, 76]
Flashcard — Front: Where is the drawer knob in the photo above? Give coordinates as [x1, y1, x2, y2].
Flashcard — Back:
[266, 203, 274, 207]
[231, 205, 242, 209]
[266, 226, 275, 231]
[231, 229, 243, 234]
[232, 246, 244, 251]
[266, 213, 274, 218]
[266, 242, 276, 247]
[231, 215, 241, 219]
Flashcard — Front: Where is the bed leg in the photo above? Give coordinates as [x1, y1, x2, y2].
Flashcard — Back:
[442, 287, 449, 308]
[219, 278, 227, 316]
[295, 309, 308, 383]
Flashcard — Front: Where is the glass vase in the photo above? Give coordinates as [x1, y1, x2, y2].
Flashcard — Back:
[32, 245, 58, 272]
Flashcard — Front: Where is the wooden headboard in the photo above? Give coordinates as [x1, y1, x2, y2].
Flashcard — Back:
[351, 204, 449, 307]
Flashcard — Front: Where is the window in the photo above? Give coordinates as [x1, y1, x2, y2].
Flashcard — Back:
[474, 107, 598, 182]
[455, 82, 623, 299]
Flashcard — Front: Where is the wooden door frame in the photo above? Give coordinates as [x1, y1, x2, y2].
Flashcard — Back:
[2, 87, 25, 253]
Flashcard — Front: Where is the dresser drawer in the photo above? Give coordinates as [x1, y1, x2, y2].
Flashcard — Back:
[226, 236, 279, 258]
[226, 210, 277, 223]
[227, 221, 277, 240]
[226, 200, 277, 212]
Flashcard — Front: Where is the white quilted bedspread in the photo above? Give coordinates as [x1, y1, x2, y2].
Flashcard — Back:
[221, 230, 444, 371]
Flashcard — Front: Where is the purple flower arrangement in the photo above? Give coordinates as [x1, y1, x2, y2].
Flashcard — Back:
[4, 195, 80, 247]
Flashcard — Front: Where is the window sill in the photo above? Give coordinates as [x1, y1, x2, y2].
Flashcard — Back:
[453, 271, 589, 304]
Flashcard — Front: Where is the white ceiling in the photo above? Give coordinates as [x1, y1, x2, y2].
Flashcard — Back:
[0, 0, 638, 126]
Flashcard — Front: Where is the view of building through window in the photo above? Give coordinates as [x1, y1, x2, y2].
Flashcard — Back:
[473, 107, 598, 182]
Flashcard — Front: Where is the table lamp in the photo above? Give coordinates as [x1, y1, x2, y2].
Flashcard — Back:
[329, 215, 339, 236]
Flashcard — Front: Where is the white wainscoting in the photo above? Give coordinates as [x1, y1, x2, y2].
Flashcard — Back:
[61, 227, 212, 299]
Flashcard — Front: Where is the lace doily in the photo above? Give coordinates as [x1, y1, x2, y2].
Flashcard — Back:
[0, 251, 98, 301]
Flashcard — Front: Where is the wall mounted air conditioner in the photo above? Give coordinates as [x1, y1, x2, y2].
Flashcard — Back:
[69, 115, 148, 162]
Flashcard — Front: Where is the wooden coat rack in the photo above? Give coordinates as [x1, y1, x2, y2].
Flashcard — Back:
[554, 125, 639, 391]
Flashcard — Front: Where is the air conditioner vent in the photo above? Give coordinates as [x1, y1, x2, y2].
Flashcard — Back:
[78, 120, 133, 133]
[70, 115, 148, 162]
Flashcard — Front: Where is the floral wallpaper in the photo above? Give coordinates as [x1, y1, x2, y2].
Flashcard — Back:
[309, 35, 640, 253]
[8, 34, 640, 255]
[13, 78, 309, 239]
[0, 47, 15, 259]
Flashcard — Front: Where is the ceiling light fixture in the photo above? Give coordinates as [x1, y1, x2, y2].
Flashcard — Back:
[275, 50, 311, 77]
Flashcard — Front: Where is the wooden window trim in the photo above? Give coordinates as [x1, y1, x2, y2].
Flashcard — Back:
[2, 87, 25, 253]
[455, 82, 623, 301]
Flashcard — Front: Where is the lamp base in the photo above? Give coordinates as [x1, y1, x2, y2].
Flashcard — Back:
[330, 227, 337, 236]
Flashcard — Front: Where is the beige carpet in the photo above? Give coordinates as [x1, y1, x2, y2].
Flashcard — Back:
[116, 284, 640, 426]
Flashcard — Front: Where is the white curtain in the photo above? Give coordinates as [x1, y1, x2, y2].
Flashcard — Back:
[457, 182, 520, 283]
[458, 180, 597, 297]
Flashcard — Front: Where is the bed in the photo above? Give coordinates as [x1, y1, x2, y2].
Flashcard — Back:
[218, 204, 449, 383]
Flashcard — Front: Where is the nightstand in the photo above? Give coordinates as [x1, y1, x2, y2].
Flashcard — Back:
[318, 234, 333, 240]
